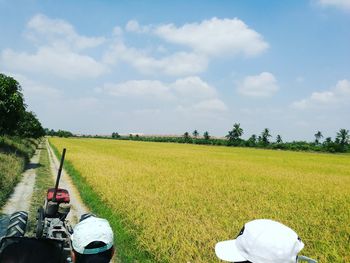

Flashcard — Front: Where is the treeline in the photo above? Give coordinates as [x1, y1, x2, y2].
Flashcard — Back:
[111, 124, 350, 153]
[0, 73, 45, 138]
[0, 73, 44, 207]
[44, 129, 74, 138]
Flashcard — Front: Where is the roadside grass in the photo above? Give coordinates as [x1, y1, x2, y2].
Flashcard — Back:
[27, 143, 54, 236]
[0, 136, 38, 162]
[49, 141, 157, 263]
[0, 153, 24, 209]
[50, 137, 350, 262]
[0, 136, 38, 210]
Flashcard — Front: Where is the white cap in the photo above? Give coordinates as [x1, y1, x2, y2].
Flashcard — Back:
[215, 219, 304, 263]
[71, 217, 114, 254]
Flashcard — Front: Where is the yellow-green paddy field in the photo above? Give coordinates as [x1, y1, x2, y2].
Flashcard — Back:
[50, 137, 350, 262]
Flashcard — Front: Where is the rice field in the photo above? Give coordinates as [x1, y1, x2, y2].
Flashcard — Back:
[49, 137, 350, 262]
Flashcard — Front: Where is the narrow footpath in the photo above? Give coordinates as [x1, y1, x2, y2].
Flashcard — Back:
[1, 146, 41, 215]
[46, 140, 89, 224]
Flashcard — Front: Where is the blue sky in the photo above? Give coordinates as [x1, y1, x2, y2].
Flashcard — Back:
[0, 0, 349, 140]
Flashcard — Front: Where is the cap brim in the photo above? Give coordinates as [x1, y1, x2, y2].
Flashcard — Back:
[215, 240, 247, 262]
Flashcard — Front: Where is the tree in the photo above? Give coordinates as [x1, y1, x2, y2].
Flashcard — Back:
[336, 129, 349, 146]
[324, 137, 332, 144]
[0, 73, 26, 135]
[112, 132, 120, 138]
[314, 131, 323, 144]
[276, 135, 283, 144]
[322, 137, 338, 153]
[261, 128, 272, 144]
[192, 130, 199, 138]
[16, 111, 45, 138]
[56, 130, 73, 137]
[247, 134, 257, 147]
[203, 131, 210, 140]
[183, 132, 190, 139]
[226, 123, 243, 142]
[250, 134, 257, 143]
[257, 135, 262, 143]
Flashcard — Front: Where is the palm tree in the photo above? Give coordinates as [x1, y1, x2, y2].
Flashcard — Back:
[314, 131, 323, 144]
[276, 135, 283, 144]
[203, 131, 210, 140]
[192, 130, 199, 138]
[336, 129, 349, 145]
[261, 128, 272, 144]
[226, 123, 243, 141]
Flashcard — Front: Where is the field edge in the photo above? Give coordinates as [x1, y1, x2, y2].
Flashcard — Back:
[49, 140, 159, 263]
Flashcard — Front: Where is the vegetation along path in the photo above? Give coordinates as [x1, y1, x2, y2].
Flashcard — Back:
[1, 145, 42, 215]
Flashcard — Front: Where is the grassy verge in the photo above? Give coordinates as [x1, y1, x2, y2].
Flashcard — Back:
[0, 136, 38, 209]
[0, 153, 24, 209]
[49, 141, 157, 263]
[27, 143, 54, 235]
[0, 136, 38, 162]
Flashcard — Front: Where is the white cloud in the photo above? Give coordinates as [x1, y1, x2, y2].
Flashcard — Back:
[1, 47, 108, 79]
[192, 99, 228, 112]
[237, 72, 279, 97]
[26, 14, 105, 50]
[292, 79, 350, 109]
[317, 0, 350, 11]
[103, 42, 208, 76]
[335, 79, 350, 94]
[154, 17, 268, 57]
[5, 72, 61, 100]
[171, 76, 217, 100]
[125, 20, 150, 33]
[103, 80, 174, 100]
[105, 18, 268, 76]
[0, 14, 109, 79]
[102, 76, 227, 113]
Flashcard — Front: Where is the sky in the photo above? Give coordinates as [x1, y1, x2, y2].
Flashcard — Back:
[0, 0, 349, 141]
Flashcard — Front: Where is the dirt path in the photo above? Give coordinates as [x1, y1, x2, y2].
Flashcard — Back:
[1, 146, 41, 215]
[46, 140, 89, 225]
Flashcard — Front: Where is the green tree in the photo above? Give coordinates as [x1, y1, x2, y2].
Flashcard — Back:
[203, 131, 210, 140]
[324, 137, 332, 144]
[322, 137, 339, 153]
[112, 132, 120, 138]
[16, 111, 45, 138]
[247, 134, 257, 147]
[276, 135, 283, 144]
[192, 130, 199, 138]
[56, 130, 73, 137]
[257, 135, 262, 143]
[226, 123, 243, 142]
[336, 129, 349, 146]
[0, 73, 26, 135]
[183, 132, 190, 139]
[261, 128, 272, 144]
[314, 131, 323, 144]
